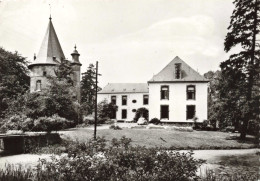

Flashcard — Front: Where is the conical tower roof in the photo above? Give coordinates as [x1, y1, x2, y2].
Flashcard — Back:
[28, 17, 65, 68]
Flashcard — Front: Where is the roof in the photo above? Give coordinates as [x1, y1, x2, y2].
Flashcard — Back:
[28, 18, 65, 68]
[148, 56, 208, 83]
[98, 83, 149, 94]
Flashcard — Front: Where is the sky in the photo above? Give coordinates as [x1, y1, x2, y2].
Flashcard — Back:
[0, 0, 235, 87]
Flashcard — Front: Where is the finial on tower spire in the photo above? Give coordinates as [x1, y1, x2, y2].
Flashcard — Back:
[49, 4, 52, 20]
[74, 44, 77, 50]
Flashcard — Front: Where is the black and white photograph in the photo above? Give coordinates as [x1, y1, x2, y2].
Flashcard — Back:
[0, 0, 259, 180]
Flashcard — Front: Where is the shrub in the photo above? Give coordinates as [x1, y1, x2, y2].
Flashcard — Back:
[134, 107, 149, 122]
[33, 115, 72, 133]
[0, 114, 34, 133]
[34, 137, 204, 181]
[149, 118, 160, 125]
[0, 137, 205, 181]
[81, 115, 111, 125]
[201, 168, 258, 181]
[97, 100, 118, 121]
[109, 124, 122, 130]
[225, 126, 235, 132]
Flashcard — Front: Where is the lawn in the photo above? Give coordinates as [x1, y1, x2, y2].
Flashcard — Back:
[60, 126, 257, 150]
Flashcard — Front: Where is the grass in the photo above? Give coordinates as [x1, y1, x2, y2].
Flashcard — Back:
[60, 127, 257, 150]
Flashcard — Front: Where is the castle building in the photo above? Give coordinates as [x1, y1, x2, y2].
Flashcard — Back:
[98, 56, 208, 123]
[28, 17, 82, 102]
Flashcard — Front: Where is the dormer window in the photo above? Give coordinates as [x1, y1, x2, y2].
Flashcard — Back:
[175, 63, 182, 79]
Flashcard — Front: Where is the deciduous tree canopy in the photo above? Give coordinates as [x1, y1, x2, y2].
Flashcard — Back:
[0, 47, 30, 118]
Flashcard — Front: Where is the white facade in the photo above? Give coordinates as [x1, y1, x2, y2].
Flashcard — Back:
[149, 82, 208, 123]
[97, 56, 208, 123]
[98, 93, 149, 121]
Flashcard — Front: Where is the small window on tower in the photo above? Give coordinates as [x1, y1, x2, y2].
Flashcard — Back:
[43, 71, 47, 76]
[36, 80, 41, 91]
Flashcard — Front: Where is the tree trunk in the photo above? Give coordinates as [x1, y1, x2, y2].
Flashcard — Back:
[240, 119, 248, 140]
[255, 123, 259, 145]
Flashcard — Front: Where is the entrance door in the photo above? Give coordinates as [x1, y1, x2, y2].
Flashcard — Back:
[161, 105, 169, 119]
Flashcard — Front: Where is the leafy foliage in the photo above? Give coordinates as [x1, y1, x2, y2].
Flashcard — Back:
[134, 107, 149, 122]
[109, 124, 122, 130]
[0, 47, 30, 118]
[0, 137, 205, 181]
[54, 59, 73, 85]
[0, 114, 72, 133]
[97, 99, 118, 121]
[149, 118, 160, 125]
[204, 70, 247, 130]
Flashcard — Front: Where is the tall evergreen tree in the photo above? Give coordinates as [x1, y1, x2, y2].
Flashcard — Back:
[222, 0, 259, 139]
[81, 64, 101, 115]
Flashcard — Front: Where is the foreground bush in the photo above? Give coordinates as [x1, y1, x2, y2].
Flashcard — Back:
[0, 137, 205, 181]
[149, 118, 160, 125]
[201, 168, 258, 181]
[0, 114, 72, 133]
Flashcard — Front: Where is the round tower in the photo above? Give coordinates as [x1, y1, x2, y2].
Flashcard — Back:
[28, 17, 65, 92]
[71, 45, 82, 102]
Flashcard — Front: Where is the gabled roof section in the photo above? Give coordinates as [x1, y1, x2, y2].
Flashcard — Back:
[28, 18, 65, 68]
[98, 83, 149, 94]
[148, 56, 208, 83]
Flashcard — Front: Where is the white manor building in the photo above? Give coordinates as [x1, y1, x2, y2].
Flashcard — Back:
[98, 56, 208, 123]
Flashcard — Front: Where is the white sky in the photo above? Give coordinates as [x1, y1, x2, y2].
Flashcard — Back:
[0, 0, 234, 87]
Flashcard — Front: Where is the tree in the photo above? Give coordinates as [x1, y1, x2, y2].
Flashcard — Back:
[205, 70, 247, 130]
[97, 99, 118, 122]
[222, 0, 259, 139]
[54, 59, 74, 85]
[4, 60, 79, 125]
[134, 107, 149, 122]
[0, 48, 30, 118]
[81, 64, 101, 115]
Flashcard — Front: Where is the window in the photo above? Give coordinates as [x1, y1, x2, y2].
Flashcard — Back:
[161, 86, 169, 100]
[187, 85, 196, 100]
[122, 109, 127, 119]
[160, 105, 169, 119]
[111, 96, 116, 105]
[186, 105, 196, 119]
[143, 95, 149, 105]
[132, 100, 137, 103]
[122, 95, 127, 105]
[111, 109, 116, 119]
[175, 63, 182, 79]
[132, 109, 136, 112]
[36, 80, 41, 91]
[43, 71, 47, 76]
